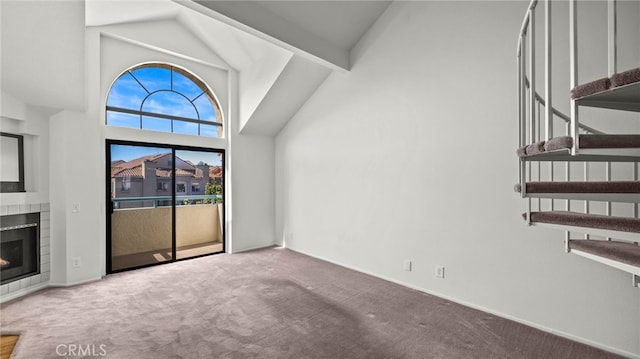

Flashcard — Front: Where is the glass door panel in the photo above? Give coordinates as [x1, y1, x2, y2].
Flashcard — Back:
[108, 143, 174, 271]
[174, 149, 224, 260]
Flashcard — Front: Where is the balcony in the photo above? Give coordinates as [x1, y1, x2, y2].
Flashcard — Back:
[110, 195, 223, 271]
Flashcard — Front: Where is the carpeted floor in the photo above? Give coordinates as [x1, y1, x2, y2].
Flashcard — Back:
[0, 247, 622, 358]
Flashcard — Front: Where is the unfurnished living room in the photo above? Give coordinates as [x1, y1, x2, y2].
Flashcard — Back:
[1, 0, 639, 358]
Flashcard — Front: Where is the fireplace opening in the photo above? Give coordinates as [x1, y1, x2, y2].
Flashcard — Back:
[0, 212, 40, 285]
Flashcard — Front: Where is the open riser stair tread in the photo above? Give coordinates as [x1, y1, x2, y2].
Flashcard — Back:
[517, 135, 640, 159]
[526, 211, 640, 233]
[568, 239, 640, 270]
[571, 67, 640, 99]
[515, 181, 640, 194]
[570, 67, 640, 112]
[580, 134, 640, 149]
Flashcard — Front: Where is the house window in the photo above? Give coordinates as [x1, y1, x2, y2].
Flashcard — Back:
[157, 182, 169, 191]
[191, 183, 200, 193]
[176, 182, 186, 193]
[106, 63, 223, 137]
[121, 177, 131, 191]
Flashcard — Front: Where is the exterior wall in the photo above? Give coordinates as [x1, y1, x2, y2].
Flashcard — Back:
[114, 177, 145, 209]
[176, 204, 222, 246]
[111, 207, 171, 256]
[112, 158, 213, 208]
[111, 204, 221, 256]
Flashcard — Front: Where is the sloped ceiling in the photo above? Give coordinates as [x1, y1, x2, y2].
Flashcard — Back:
[186, 0, 391, 71]
[1, 0, 391, 136]
[1, 1, 86, 113]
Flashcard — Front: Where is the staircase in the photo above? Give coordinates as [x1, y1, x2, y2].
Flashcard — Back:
[516, 0, 640, 287]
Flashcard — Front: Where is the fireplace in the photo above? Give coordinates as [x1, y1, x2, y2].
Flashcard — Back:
[0, 212, 40, 285]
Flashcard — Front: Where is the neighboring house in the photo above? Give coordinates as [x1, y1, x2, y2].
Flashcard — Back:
[111, 153, 221, 208]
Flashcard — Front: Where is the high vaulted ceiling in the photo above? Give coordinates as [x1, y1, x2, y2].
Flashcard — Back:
[187, 0, 391, 71]
[1, 0, 391, 135]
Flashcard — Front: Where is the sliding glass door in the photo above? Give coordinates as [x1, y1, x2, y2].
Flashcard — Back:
[106, 140, 224, 273]
[174, 149, 224, 260]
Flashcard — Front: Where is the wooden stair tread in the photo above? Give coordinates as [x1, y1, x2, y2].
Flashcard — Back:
[569, 240, 640, 268]
[528, 211, 640, 233]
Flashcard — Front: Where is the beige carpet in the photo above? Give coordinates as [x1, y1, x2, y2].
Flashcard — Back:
[0, 247, 622, 358]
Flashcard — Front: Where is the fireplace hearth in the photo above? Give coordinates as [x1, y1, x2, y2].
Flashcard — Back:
[0, 212, 40, 285]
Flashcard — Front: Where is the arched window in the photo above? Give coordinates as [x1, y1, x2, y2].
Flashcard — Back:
[106, 63, 223, 137]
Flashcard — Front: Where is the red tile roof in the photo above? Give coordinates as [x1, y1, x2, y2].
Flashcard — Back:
[111, 153, 220, 180]
[118, 153, 170, 170]
[112, 168, 143, 177]
[209, 166, 222, 177]
[175, 169, 194, 177]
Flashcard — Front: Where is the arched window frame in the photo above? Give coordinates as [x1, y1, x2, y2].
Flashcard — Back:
[106, 63, 223, 138]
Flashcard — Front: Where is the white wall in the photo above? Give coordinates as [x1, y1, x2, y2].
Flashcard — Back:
[49, 109, 102, 285]
[227, 131, 276, 252]
[276, 1, 640, 356]
[40, 16, 278, 285]
[0, 101, 51, 206]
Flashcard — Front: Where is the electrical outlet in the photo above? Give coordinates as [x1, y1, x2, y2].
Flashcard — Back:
[435, 265, 445, 279]
[72, 257, 81, 268]
[403, 260, 412, 272]
[72, 203, 80, 213]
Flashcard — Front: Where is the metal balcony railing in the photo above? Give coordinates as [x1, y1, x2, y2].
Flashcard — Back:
[112, 194, 223, 209]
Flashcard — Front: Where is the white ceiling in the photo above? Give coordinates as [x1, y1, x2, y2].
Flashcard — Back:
[254, 1, 391, 51]
[2, 0, 391, 135]
[1, 1, 87, 112]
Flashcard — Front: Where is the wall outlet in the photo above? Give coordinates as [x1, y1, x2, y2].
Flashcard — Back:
[72, 257, 81, 268]
[403, 259, 412, 272]
[435, 265, 445, 278]
[72, 203, 80, 213]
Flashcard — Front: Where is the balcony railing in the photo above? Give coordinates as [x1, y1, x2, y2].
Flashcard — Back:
[112, 194, 223, 209]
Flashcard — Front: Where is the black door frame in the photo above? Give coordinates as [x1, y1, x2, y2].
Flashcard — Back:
[106, 139, 225, 274]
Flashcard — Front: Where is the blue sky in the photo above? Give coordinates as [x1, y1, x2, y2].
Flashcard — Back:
[111, 144, 222, 167]
[106, 66, 218, 137]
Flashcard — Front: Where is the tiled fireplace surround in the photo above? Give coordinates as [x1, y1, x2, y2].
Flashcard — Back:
[0, 203, 50, 302]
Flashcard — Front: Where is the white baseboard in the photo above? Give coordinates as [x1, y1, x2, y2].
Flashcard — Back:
[49, 277, 103, 288]
[230, 243, 277, 254]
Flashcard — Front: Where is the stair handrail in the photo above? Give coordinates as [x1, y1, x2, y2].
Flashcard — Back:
[524, 78, 605, 135]
[518, 0, 599, 151]
[517, 0, 620, 150]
